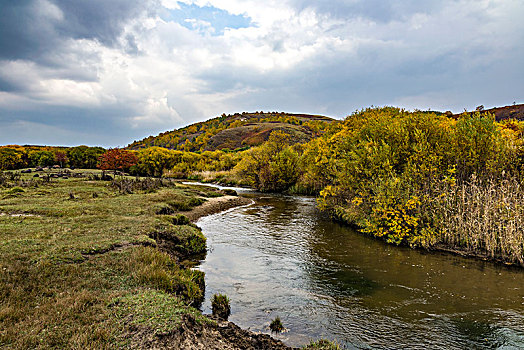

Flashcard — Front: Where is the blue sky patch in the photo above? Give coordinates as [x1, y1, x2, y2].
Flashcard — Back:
[162, 3, 253, 35]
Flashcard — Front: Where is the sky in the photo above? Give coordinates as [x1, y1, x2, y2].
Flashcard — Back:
[0, 0, 523, 147]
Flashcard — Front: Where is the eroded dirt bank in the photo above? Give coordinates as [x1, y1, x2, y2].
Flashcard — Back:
[128, 315, 292, 350]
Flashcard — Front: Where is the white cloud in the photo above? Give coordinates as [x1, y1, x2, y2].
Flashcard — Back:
[0, 0, 523, 146]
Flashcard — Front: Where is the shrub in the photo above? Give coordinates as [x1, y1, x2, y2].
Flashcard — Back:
[234, 131, 300, 192]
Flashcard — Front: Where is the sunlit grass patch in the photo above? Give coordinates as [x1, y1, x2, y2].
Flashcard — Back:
[110, 289, 211, 336]
[303, 339, 342, 349]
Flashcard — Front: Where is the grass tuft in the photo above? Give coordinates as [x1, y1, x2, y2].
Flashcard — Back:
[211, 293, 231, 320]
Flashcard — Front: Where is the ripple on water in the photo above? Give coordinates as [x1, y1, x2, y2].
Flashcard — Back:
[196, 193, 524, 349]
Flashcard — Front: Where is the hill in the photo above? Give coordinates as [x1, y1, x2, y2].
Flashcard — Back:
[127, 112, 336, 152]
[454, 103, 524, 121]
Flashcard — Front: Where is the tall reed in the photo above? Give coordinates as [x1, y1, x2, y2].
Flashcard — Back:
[431, 176, 524, 265]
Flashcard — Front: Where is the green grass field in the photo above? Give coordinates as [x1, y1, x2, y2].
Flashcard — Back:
[0, 170, 217, 348]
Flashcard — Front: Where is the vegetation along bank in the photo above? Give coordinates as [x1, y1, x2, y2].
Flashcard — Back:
[2, 106, 524, 267]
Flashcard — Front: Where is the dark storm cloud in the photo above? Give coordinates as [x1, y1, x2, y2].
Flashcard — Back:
[0, 104, 140, 147]
[0, 0, 155, 62]
[0, 0, 61, 61]
[52, 0, 155, 45]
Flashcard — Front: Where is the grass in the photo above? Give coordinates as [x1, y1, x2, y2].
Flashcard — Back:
[302, 339, 342, 349]
[0, 170, 218, 348]
[211, 293, 231, 320]
[110, 289, 212, 336]
[269, 316, 284, 333]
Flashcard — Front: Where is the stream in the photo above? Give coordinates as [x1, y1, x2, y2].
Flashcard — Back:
[195, 189, 524, 349]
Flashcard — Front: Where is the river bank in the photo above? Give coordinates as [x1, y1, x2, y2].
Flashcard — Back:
[0, 170, 315, 349]
[150, 192, 294, 349]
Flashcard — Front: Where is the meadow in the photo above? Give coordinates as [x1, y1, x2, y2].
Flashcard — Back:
[0, 170, 214, 348]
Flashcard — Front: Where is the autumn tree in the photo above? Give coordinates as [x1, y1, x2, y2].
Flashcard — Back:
[0, 148, 25, 170]
[54, 151, 68, 168]
[97, 149, 138, 175]
[234, 131, 300, 192]
[136, 147, 179, 177]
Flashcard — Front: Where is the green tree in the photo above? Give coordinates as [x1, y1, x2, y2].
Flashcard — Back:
[234, 131, 300, 192]
[29, 150, 55, 167]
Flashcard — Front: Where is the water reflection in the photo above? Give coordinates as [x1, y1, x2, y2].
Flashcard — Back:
[196, 193, 524, 349]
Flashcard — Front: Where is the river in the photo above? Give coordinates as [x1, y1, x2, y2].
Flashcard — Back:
[195, 189, 524, 349]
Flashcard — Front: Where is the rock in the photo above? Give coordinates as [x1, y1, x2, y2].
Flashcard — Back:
[33, 174, 39, 178]
[21, 169, 32, 173]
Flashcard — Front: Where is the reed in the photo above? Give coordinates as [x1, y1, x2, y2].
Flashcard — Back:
[432, 176, 524, 265]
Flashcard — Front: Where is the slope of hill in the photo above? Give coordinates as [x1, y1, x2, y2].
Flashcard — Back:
[454, 103, 524, 121]
[127, 112, 336, 152]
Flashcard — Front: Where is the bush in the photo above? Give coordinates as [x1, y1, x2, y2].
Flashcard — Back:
[211, 293, 231, 320]
[234, 131, 300, 192]
[313, 107, 523, 256]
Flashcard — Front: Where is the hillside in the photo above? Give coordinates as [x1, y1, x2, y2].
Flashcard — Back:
[127, 112, 336, 152]
[454, 103, 524, 121]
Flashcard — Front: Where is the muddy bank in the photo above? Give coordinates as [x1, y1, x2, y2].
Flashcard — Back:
[128, 315, 292, 350]
[147, 193, 293, 349]
[185, 195, 252, 222]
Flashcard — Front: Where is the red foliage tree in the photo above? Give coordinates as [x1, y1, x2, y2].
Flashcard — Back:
[97, 149, 138, 175]
[54, 151, 68, 168]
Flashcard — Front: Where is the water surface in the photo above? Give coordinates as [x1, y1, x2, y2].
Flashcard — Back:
[196, 193, 524, 349]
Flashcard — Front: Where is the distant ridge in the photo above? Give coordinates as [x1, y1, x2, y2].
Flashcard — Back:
[127, 111, 336, 152]
[454, 103, 524, 121]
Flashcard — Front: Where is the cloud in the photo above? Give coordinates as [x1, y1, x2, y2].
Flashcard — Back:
[0, 0, 523, 146]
